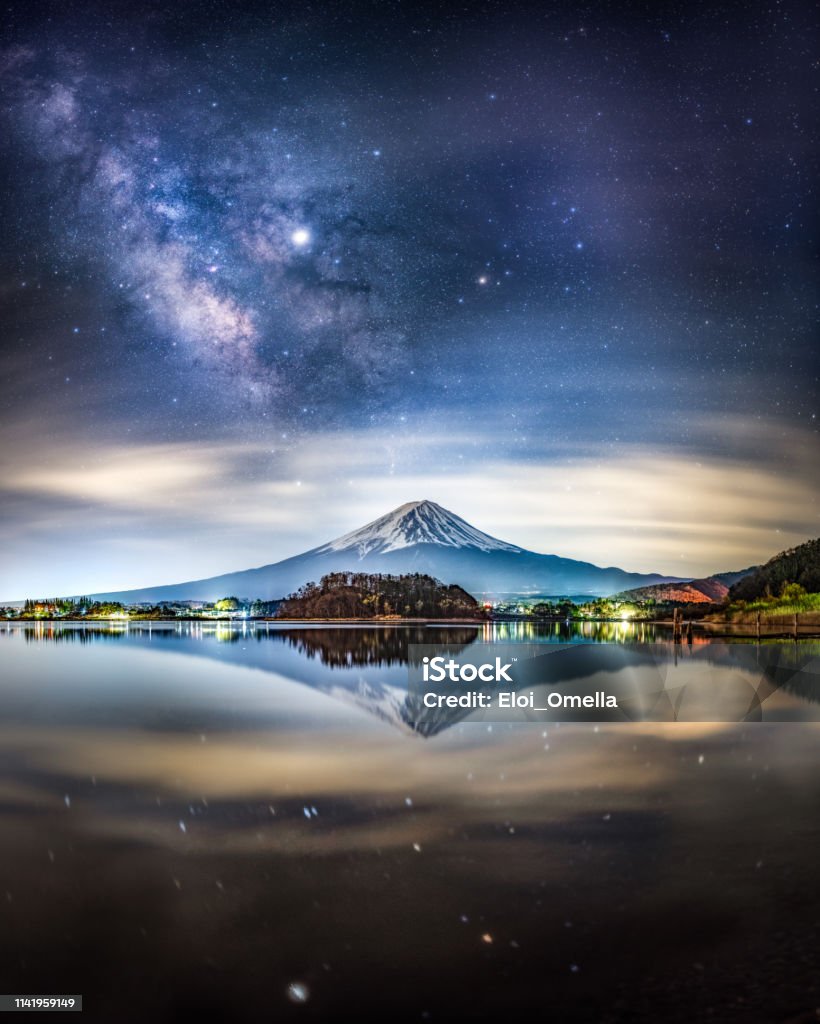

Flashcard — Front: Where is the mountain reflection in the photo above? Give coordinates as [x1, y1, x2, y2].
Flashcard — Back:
[270, 626, 479, 668]
[4, 624, 819, 732]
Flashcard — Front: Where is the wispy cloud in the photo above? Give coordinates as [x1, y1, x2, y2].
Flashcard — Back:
[1, 416, 817, 596]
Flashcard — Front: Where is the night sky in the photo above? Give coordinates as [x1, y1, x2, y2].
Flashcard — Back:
[1, 0, 817, 596]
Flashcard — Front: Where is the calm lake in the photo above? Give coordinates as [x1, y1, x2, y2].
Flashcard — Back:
[0, 622, 818, 1022]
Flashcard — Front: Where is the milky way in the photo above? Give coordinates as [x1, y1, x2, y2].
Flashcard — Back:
[0, 0, 817, 593]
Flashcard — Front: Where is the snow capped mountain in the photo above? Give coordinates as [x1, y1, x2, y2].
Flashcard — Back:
[313, 500, 522, 556]
[86, 499, 686, 603]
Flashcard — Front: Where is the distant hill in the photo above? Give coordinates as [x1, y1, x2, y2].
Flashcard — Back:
[613, 567, 757, 605]
[729, 538, 820, 602]
[275, 571, 482, 619]
[709, 569, 760, 589]
[77, 500, 685, 603]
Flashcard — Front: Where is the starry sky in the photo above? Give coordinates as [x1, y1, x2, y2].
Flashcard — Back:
[1, 0, 818, 596]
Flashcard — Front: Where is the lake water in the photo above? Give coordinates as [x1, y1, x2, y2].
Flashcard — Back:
[1, 622, 819, 1022]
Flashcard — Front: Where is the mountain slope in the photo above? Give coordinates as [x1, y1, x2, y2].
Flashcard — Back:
[85, 499, 685, 603]
[612, 566, 758, 604]
[710, 568, 759, 589]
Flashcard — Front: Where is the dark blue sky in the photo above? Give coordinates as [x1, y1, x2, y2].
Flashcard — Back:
[1, 0, 817, 594]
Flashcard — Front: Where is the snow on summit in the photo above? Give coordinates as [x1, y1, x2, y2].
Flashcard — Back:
[314, 500, 523, 557]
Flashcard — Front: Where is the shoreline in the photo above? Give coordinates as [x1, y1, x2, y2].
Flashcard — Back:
[0, 616, 488, 625]
[3, 615, 818, 637]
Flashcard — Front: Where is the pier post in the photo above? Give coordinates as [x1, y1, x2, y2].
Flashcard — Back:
[673, 607, 682, 642]
[686, 619, 693, 644]
[756, 609, 760, 640]
[793, 612, 798, 641]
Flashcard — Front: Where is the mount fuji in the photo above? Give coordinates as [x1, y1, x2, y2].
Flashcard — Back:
[88, 500, 684, 603]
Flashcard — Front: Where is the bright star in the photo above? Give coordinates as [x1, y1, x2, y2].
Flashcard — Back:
[291, 228, 311, 247]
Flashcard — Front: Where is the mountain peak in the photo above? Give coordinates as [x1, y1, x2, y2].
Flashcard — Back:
[392, 499, 439, 513]
[314, 500, 523, 557]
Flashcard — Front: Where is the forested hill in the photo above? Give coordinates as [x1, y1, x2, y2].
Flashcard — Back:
[275, 572, 484, 619]
[729, 538, 820, 602]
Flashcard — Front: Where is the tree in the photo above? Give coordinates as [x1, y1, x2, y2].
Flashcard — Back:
[275, 573, 483, 620]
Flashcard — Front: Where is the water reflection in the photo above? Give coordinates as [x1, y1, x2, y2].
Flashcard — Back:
[4, 623, 820, 733]
[0, 623, 819, 1021]
[13, 616, 668, 646]
[273, 626, 479, 668]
